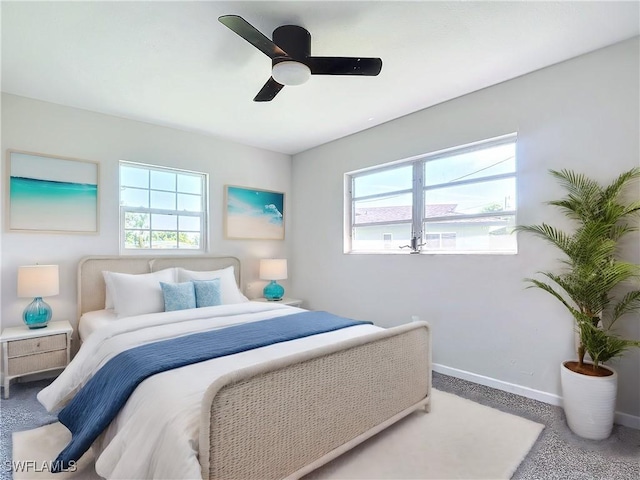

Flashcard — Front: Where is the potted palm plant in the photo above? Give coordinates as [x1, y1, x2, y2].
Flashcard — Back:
[516, 168, 640, 440]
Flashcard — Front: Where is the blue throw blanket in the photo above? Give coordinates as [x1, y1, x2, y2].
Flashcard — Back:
[53, 311, 371, 471]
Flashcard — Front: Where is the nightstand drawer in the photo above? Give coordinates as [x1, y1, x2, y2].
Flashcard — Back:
[7, 349, 67, 376]
[7, 334, 67, 358]
[2, 320, 73, 399]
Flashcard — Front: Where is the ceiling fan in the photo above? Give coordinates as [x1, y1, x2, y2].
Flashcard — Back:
[218, 15, 383, 102]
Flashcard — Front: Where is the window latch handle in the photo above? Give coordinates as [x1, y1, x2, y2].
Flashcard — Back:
[411, 236, 425, 251]
[400, 237, 425, 253]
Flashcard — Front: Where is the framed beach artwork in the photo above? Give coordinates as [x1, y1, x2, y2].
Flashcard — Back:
[224, 185, 285, 240]
[7, 150, 99, 233]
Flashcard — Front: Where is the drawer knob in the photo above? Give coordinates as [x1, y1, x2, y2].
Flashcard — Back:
[36, 342, 40, 348]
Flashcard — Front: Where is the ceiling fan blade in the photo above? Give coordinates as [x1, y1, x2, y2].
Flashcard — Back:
[307, 57, 382, 76]
[254, 77, 285, 102]
[219, 15, 288, 59]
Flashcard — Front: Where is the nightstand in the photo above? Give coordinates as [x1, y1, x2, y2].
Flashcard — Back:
[1, 320, 72, 399]
[254, 297, 303, 308]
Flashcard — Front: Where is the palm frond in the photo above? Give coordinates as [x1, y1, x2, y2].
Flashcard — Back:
[609, 224, 638, 242]
[514, 224, 572, 255]
[567, 223, 617, 265]
[578, 320, 638, 367]
[550, 169, 602, 200]
[610, 290, 640, 327]
[548, 199, 584, 221]
[601, 167, 640, 204]
[549, 169, 602, 222]
[525, 277, 579, 315]
[619, 200, 640, 218]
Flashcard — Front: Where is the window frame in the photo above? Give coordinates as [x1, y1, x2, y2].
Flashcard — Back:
[119, 160, 209, 253]
[346, 133, 517, 255]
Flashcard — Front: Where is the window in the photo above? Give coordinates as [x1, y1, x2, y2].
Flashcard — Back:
[119, 161, 208, 251]
[347, 134, 517, 254]
[424, 232, 457, 249]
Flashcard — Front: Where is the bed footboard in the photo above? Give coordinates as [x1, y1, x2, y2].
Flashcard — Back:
[199, 321, 431, 480]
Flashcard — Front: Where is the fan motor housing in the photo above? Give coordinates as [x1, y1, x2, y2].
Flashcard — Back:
[272, 25, 311, 63]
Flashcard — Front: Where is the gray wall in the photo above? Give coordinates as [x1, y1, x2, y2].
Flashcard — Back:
[291, 38, 640, 423]
[1, 94, 293, 338]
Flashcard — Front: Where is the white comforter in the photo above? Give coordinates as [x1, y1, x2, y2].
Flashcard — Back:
[38, 302, 382, 479]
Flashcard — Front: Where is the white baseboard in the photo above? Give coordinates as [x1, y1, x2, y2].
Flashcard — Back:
[433, 363, 640, 430]
[614, 411, 640, 430]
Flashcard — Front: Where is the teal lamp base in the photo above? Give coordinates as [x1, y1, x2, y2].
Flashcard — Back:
[23, 297, 51, 329]
[263, 281, 284, 301]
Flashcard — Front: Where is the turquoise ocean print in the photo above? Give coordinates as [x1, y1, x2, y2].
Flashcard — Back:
[10, 177, 98, 232]
[226, 186, 284, 239]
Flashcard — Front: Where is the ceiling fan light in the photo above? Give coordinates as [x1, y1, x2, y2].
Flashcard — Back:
[272, 61, 311, 86]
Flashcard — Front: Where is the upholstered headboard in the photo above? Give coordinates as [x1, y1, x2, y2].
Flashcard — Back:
[77, 255, 242, 318]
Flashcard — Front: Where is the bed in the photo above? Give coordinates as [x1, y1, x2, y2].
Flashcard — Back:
[39, 255, 432, 480]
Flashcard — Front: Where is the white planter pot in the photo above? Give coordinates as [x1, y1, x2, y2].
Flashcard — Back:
[560, 361, 618, 440]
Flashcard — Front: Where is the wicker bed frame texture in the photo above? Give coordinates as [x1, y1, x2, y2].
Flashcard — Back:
[78, 256, 432, 480]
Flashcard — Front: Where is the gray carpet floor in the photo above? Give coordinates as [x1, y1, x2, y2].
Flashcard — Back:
[0, 372, 638, 479]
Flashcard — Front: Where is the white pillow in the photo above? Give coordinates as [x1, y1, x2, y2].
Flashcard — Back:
[177, 266, 248, 304]
[103, 272, 114, 309]
[103, 268, 177, 318]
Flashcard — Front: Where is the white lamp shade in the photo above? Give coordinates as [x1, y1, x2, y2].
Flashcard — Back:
[17, 265, 59, 298]
[272, 61, 311, 86]
[259, 259, 288, 281]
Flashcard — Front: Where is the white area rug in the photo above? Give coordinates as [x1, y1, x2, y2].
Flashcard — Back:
[12, 389, 543, 480]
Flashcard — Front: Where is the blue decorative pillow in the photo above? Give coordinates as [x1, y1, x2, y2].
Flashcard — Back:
[193, 279, 222, 308]
[160, 282, 196, 312]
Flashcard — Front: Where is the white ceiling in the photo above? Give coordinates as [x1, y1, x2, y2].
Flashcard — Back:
[2, 1, 638, 155]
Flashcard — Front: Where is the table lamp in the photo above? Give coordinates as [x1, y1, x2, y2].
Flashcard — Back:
[17, 265, 59, 329]
[259, 259, 287, 301]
